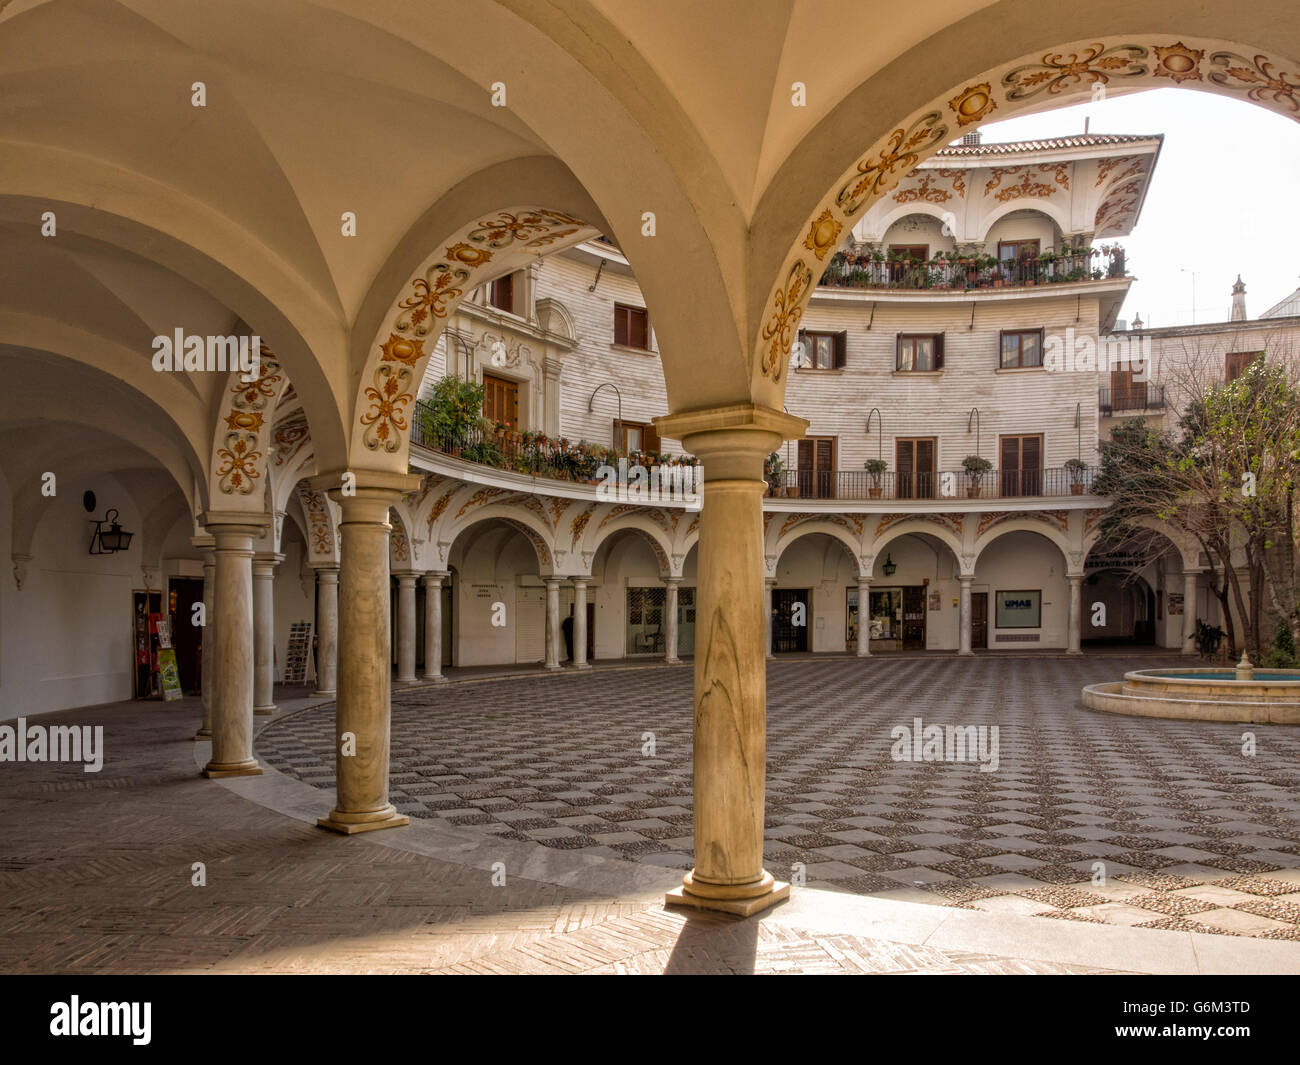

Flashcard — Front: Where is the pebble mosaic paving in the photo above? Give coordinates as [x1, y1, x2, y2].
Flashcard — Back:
[258, 656, 1300, 941]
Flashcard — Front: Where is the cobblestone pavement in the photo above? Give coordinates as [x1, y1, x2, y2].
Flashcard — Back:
[259, 656, 1300, 941]
[0, 697, 1123, 974]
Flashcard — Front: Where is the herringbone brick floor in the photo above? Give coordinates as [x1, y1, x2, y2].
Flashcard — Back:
[259, 656, 1300, 940]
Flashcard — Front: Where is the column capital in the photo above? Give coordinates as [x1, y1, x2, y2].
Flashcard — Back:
[312, 562, 341, 576]
[200, 510, 270, 536]
[542, 575, 565, 586]
[654, 403, 807, 479]
[422, 570, 449, 585]
[310, 468, 423, 496]
[1182, 567, 1207, 576]
[857, 575, 874, 586]
[663, 575, 683, 585]
[253, 551, 286, 567]
[958, 574, 974, 584]
[190, 533, 216, 552]
[393, 569, 421, 582]
[1066, 571, 1085, 582]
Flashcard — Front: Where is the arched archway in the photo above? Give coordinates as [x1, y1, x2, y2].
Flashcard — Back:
[972, 528, 1073, 650]
[769, 530, 863, 654]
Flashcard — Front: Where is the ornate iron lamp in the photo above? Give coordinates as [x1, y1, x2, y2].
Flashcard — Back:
[90, 508, 134, 554]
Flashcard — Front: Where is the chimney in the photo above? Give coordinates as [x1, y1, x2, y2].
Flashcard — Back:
[962, 131, 982, 146]
[1231, 275, 1247, 321]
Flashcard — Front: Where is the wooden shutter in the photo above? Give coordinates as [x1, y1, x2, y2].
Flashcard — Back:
[643, 423, 661, 453]
[896, 438, 914, 473]
[915, 438, 934, 498]
[614, 305, 630, 347]
[833, 332, 847, 369]
[490, 274, 513, 313]
[629, 308, 648, 350]
[612, 418, 623, 448]
[934, 334, 945, 370]
[1000, 436, 1019, 472]
[1022, 435, 1041, 471]
[796, 329, 808, 367]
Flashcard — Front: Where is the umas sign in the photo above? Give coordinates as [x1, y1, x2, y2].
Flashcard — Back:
[596, 459, 702, 510]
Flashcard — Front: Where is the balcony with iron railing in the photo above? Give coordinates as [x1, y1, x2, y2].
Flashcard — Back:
[770, 466, 1099, 501]
[818, 246, 1126, 293]
[1099, 383, 1166, 416]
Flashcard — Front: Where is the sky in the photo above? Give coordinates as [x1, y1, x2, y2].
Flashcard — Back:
[976, 87, 1300, 329]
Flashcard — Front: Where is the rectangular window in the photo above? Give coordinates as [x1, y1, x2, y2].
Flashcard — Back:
[1000, 434, 1042, 497]
[1000, 329, 1043, 368]
[1225, 350, 1262, 382]
[896, 333, 944, 371]
[895, 437, 935, 499]
[796, 330, 847, 370]
[796, 436, 836, 498]
[614, 303, 649, 350]
[998, 239, 1040, 262]
[482, 372, 519, 429]
[614, 419, 659, 454]
[888, 244, 928, 261]
[995, 589, 1041, 628]
[488, 273, 514, 314]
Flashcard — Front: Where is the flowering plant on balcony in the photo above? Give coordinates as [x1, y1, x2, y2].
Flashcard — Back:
[961, 455, 993, 483]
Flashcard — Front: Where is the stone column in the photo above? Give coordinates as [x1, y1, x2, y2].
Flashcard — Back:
[191, 535, 215, 739]
[958, 576, 973, 656]
[572, 577, 591, 669]
[856, 578, 872, 657]
[656, 403, 806, 917]
[664, 577, 681, 664]
[1182, 569, 1201, 654]
[544, 577, 563, 670]
[200, 514, 267, 778]
[312, 565, 339, 696]
[1067, 573, 1083, 655]
[395, 571, 418, 684]
[252, 552, 283, 714]
[764, 578, 775, 659]
[314, 471, 420, 834]
[423, 571, 447, 680]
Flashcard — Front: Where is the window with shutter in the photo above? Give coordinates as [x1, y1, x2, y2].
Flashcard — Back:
[896, 438, 935, 499]
[1225, 351, 1261, 382]
[801, 331, 842, 370]
[483, 373, 519, 429]
[896, 334, 942, 372]
[796, 437, 836, 497]
[1000, 435, 1042, 497]
[488, 274, 514, 313]
[1000, 329, 1044, 368]
[614, 304, 650, 350]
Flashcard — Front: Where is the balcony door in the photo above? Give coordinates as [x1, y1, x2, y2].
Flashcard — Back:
[1000, 434, 1042, 497]
[895, 438, 935, 499]
[1111, 367, 1146, 411]
[797, 436, 836, 498]
[482, 372, 519, 429]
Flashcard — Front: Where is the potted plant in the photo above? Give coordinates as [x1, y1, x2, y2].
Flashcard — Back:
[864, 458, 888, 498]
[961, 454, 992, 498]
[1065, 457, 1089, 494]
[764, 451, 783, 496]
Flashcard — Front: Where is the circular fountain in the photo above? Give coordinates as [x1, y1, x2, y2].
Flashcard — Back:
[1081, 654, 1300, 723]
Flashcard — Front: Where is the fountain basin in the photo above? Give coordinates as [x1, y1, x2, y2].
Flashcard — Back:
[1081, 668, 1300, 724]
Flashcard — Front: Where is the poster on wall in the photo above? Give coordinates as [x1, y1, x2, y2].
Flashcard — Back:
[1167, 592, 1183, 616]
[995, 590, 1041, 628]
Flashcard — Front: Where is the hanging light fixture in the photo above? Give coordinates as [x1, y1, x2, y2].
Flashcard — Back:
[89, 508, 134, 554]
[882, 553, 897, 577]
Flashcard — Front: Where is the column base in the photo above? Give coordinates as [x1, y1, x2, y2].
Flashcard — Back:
[317, 806, 410, 835]
[395, 676, 418, 686]
[311, 689, 337, 698]
[421, 674, 448, 683]
[544, 663, 562, 672]
[856, 650, 871, 658]
[1066, 649, 1083, 656]
[193, 727, 212, 741]
[254, 705, 276, 716]
[666, 871, 790, 917]
[958, 650, 974, 657]
[571, 662, 593, 670]
[664, 657, 681, 666]
[202, 759, 262, 778]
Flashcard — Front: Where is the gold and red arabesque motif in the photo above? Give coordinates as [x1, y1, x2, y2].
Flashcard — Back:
[1210, 51, 1300, 112]
[948, 83, 996, 126]
[893, 173, 952, 205]
[760, 259, 814, 381]
[1003, 43, 1148, 100]
[362, 209, 592, 453]
[216, 349, 282, 496]
[835, 112, 948, 217]
[803, 210, 843, 260]
[298, 485, 335, 556]
[1153, 42, 1205, 83]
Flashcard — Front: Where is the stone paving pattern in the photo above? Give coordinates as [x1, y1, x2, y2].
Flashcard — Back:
[259, 657, 1300, 940]
[0, 697, 1118, 974]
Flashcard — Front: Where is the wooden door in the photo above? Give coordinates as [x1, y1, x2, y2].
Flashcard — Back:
[896, 438, 935, 499]
[1111, 368, 1145, 411]
[1000, 435, 1042, 497]
[971, 592, 988, 650]
[796, 437, 835, 498]
[482, 372, 519, 428]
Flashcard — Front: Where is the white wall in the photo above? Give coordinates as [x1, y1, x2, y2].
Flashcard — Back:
[0, 471, 146, 718]
[975, 531, 1068, 649]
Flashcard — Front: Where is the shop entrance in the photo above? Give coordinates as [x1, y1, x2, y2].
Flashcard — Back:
[971, 592, 988, 650]
[865, 586, 927, 651]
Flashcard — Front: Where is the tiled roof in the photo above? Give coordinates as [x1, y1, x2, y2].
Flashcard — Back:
[1262, 286, 1300, 319]
[936, 133, 1161, 156]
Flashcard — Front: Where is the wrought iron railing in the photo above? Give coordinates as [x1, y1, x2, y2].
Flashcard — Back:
[772, 466, 1099, 501]
[819, 247, 1126, 292]
[1099, 384, 1165, 415]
